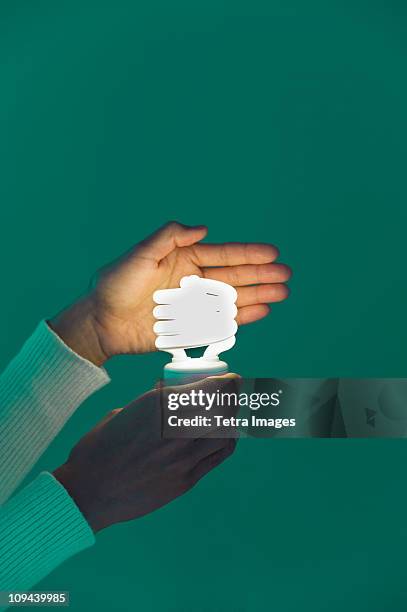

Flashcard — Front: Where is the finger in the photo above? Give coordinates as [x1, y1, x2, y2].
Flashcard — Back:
[190, 439, 237, 483]
[138, 221, 207, 263]
[203, 263, 292, 287]
[236, 283, 290, 307]
[166, 373, 241, 419]
[162, 373, 241, 402]
[160, 374, 241, 439]
[236, 304, 271, 325]
[192, 242, 279, 267]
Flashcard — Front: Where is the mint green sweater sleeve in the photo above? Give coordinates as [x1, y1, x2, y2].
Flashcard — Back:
[0, 321, 110, 599]
[0, 472, 95, 598]
[0, 320, 110, 504]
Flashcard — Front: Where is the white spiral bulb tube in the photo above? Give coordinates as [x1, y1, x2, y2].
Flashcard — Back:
[153, 275, 238, 377]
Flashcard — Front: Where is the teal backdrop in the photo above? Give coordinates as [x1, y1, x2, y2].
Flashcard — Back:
[1, 1, 407, 610]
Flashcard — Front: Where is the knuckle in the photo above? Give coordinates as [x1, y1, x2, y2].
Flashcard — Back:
[220, 243, 229, 266]
[165, 220, 181, 232]
[230, 266, 241, 286]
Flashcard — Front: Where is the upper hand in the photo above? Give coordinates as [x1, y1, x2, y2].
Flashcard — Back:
[50, 221, 291, 365]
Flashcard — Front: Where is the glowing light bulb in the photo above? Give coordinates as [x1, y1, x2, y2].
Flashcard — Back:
[153, 275, 238, 377]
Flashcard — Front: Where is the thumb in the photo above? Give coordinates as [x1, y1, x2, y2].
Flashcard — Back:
[95, 407, 123, 430]
[137, 221, 207, 262]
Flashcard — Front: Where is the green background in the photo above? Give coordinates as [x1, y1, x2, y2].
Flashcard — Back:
[1, 0, 407, 610]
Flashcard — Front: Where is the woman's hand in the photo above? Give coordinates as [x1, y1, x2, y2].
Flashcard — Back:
[50, 222, 291, 365]
[53, 374, 240, 532]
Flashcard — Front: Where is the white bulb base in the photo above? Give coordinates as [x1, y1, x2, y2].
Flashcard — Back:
[163, 357, 229, 381]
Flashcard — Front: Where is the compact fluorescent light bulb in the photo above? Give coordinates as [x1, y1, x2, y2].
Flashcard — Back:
[153, 275, 238, 379]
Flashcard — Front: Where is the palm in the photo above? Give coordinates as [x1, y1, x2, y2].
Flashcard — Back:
[91, 223, 291, 358]
[94, 246, 203, 355]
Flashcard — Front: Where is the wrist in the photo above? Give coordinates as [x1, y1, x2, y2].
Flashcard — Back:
[49, 297, 108, 367]
[53, 464, 105, 533]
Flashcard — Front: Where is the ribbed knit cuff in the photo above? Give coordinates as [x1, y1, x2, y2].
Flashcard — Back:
[0, 321, 110, 504]
[0, 472, 95, 595]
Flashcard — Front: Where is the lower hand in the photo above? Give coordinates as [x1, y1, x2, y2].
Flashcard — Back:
[53, 375, 239, 533]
